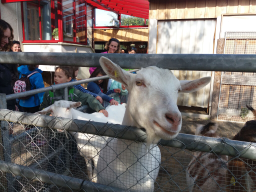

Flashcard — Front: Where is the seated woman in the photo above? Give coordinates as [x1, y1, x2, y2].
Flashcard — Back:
[87, 67, 119, 106]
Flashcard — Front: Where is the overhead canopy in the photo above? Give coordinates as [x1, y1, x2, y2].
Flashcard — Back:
[86, 0, 149, 19]
[2, 0, 149, 19]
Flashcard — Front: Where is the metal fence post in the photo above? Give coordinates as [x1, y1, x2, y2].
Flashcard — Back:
[64, 87, 68, 101]
[0, 94, 13, 192]
[63, 87, 70, 174]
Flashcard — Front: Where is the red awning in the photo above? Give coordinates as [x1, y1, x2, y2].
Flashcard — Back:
[87, 0, 149, 19]
[1, 0, 149, 19]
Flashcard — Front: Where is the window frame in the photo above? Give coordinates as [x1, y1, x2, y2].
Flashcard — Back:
[21, 0, 89, 45]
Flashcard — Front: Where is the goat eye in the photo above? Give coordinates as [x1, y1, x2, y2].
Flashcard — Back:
[136, 81, 143, 86]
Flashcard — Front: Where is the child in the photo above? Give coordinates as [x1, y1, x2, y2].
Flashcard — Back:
[71, 67, 103, 104]
[109, 81, 128, 104]
[87, 67, 119, 106]
[40, 66, 107, 174]
[40, 66, 108, 117]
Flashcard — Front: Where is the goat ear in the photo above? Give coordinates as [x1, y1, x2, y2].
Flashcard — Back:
[37, 106, 53, 115]
[69, 102, 82, 109]
[179, 77, 211, 93]
[99, 56, 132, 87]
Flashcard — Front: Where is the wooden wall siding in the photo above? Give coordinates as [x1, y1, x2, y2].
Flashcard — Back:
[157, 20, 215, 108]
[93, 28, 149, 42]
[149, 0, 256, 20]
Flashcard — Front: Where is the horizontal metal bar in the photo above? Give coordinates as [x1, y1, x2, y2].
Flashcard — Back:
[1, 52, 256, 72]
[6, 70, 138, 101]
[0, 160, 123, 191]
[6, 75, 109, 101]
[1, 109, 256, 160]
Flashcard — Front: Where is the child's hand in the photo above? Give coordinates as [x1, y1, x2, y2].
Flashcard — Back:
[96, 96, 103, 103]
[110, 99, 118, 106]
[114, 89, 121, 93]
[121, 84, 126, 90]
[99, 109, 108, 117]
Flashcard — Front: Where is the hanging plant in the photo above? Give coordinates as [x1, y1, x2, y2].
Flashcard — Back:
[52, 28, 59, 39]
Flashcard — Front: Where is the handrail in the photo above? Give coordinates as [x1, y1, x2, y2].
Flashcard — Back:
[6, 69, 138, 101]
[1, 52, 256, 72]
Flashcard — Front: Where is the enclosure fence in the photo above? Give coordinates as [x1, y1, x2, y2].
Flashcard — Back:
[1, 53, 256, 191]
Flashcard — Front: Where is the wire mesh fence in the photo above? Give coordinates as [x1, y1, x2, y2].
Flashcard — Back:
[218, 32, 256, 122]
[0, 109, 256, 192]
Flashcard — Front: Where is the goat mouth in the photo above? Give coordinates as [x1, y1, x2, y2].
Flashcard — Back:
[153, 121, 178, 136]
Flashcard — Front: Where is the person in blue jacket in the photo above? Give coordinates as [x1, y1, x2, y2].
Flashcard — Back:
[18, 65, 45, 113]
[87, 67, 119, 106]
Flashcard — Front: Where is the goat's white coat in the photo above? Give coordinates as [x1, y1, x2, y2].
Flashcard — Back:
[38, 56, 211, 191]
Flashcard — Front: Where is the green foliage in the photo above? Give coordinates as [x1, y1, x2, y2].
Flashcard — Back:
[121, 15, 147, 26]
[52, 28, 59, 38]
[240, 107, 250, 119]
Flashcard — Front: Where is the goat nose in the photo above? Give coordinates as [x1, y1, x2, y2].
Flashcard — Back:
[165, 112, 181, 129]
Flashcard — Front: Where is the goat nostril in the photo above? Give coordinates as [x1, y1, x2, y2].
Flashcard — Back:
[165, 114, 174, 123]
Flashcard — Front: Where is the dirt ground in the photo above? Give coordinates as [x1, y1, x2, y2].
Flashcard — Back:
[180, 116, 244, 138]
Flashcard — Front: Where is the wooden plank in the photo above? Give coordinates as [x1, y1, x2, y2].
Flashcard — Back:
[185, 0, 196, 18]
[216, 0, 227, 16]
[191, 71, 202, 106]
[194, 20, 205, 53]
[168, 21, 178, 53]
[176, 0, 186, 19]
[180, 20, 191, 53]
[149, 0, 157, 19]
[205, 0, 216, 18]
[222, 74, 256, 86]
[157, 0, 167, 20]
[202, 71, 212, 108]
[227, 0, 239, 13]
[177, 70, 187, 105]
[250, 0, 256, 13]
[188, 20, 197, 53]
[166, 0, 177, 19]
[157, 22, 168, 53]
[195, 0, 206, 18]
[238, 0, 250, 13]
[148, 19, 158, 53]
[184, 71, 194, 106]
[175, 21, 183, 53]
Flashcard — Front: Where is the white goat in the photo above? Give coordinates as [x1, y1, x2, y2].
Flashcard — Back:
[38, 56, 211, 191]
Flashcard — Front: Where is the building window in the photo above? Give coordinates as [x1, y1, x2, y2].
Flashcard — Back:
[22, 0, 89, 44]
[23, 0, 58, 41]
[23, 3, 40, 40]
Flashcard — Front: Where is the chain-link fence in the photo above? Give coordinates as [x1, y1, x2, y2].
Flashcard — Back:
[1, 52, 256, 191]
[0, 108, 256, 192]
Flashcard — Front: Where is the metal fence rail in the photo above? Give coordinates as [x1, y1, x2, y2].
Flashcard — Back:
[1, 52, 256, 72]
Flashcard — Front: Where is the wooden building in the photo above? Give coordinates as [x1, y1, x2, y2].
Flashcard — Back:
[148, 0, 256, 121]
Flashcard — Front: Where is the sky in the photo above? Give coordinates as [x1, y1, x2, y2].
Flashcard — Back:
[95, 9, 117, 26]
